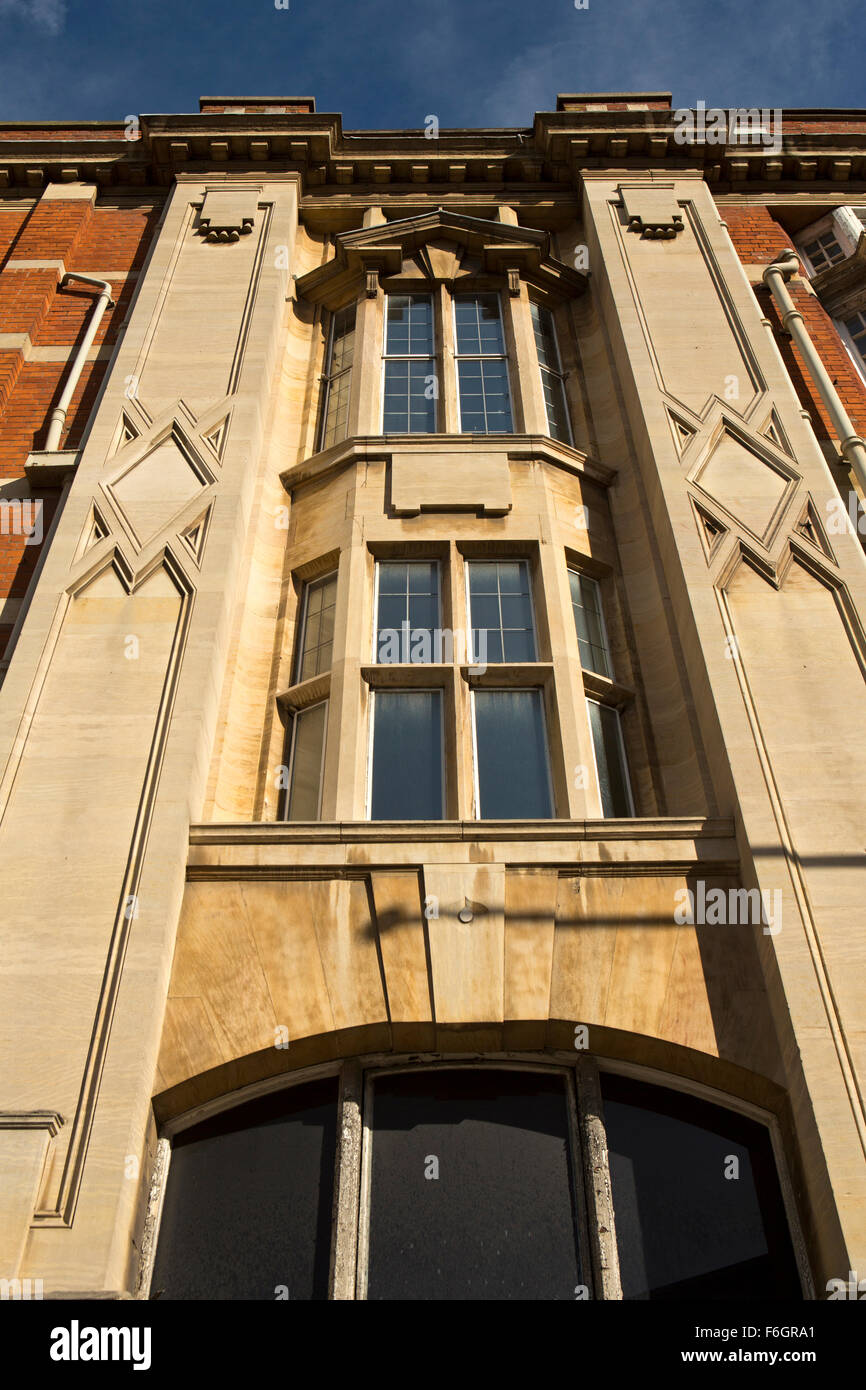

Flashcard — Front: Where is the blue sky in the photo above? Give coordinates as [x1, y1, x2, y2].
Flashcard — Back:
[0, 0, 862, 128]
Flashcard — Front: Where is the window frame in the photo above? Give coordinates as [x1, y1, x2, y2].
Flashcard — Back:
[470, 685, 555, 821]
[294, 570, 339, 686]
[530, 299, 574, 445]
[568, 568, 613, 678]
[837, 309, 866, 385]
[366, 686, 446, 821]
[318, 302, 357, 452]
[586, 697, 635, 819]
[283, 698, 329, 822]
[464, 556, 539, 666]
[355, 1059, 592, 1301]
[452, 291, 514, 435]
[795, 207, 866, 277]
[143, 1052, 812, 1303]
[381, 292, 438, 434]
[371, 558, 442, 664]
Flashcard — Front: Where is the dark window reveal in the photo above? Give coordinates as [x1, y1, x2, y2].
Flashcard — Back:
[474, 688, 553, 818]
[366, 1069, 583, 1300]
[151, 1079, 338, 1300]
[370, 689, 444, 819]
[600, 1073, 802, 1300]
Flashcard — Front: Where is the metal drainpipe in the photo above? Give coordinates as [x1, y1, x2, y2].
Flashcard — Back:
[1, 273, 115, 682]
[44, 272, 114, 451]
[762, 249, 866, 497]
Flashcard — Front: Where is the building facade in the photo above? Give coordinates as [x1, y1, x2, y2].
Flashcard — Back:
[1, 92, 865, 1300]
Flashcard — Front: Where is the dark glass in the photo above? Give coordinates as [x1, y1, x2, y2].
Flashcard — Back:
[587, 700, 632, 816]
[454, 295, 512, 433]
[600, 1073, 802, 1301]
[468, 559, 535, 664]
[386, 294, 433, 354]
[151, 1079, 338, 1300]
[367, 1069, 583, 1300]
[376, 562, 439, 664]
[286, 701, 327, 821]
[569, 571, 611, 677]
[474, 689, 553, 818]
[454, 295, 506, 354]
[370, 690, 443, 819]
[383, 359, 435, 433]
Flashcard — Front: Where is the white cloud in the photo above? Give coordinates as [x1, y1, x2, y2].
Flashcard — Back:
[0, 0, 67, 36]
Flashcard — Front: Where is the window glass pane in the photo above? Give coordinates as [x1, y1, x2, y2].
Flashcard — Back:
[458, 359, 512, 433]
[844, 310, 866, 361]
[297, 573, 337, 682]
[468, 560, 535, 663]
[383, 359, 435, 433]
[587, 699, 632, 817]
[541, 369, 571, 442]
[802, 231, 845, 269]
[474, 689, 552, 818]
[531, 302, 571, 442]
[321, 305, 356, 449]
[152, 1079, 338, 1300]
[322, 364, 352, 450]
[454, 294, 506, 354]
[286, 701, 327, 821]
[454, 295, 512, 434]
[367, 1069, 583, 1300]
[386, 294, 433, 354]
[530, 301, 560, 372]
[600, 1073, 802, 1300]
[370, 690, 443, 819]
[376, 562, 440, 663]
[329, 304, 356, 375]
[569, 571, 611, 677]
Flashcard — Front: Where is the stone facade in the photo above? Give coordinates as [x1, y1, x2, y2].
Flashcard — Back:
[1, 92, 865, 1299]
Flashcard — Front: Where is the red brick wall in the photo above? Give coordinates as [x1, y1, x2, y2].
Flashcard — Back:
[0, 192, 162, 662]
[723, 204, 866, 443]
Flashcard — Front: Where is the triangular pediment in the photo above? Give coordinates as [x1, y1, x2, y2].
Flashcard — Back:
[296, 209, 588, 307]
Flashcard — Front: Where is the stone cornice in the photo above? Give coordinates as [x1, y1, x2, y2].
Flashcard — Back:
[2, 104, 866, 196]
[186, 816, 738, 876]
[279, 433, 615, 496]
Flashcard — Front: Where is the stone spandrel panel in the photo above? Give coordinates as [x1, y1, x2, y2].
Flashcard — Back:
[605, 185, 763, 416]
[690, 426, 794, 543]
[0, 558, 186, 1218]
[0, 177, 299, 1285]
[582, 171, 866, 1276]
[390, 448, 512, 516]
[107, 434, 213, 550]
[132, 187, 269, 419]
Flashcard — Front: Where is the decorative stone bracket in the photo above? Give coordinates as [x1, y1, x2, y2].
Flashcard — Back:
[197, 187, 258, 242]
[617, 182, 684, 239]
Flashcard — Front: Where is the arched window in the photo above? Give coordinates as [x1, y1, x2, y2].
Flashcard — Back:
[148, 1060, 805, 1300]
